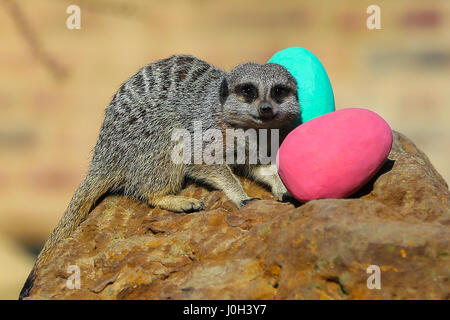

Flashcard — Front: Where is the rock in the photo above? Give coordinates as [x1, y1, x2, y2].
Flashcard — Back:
[25, 131, 449, 300]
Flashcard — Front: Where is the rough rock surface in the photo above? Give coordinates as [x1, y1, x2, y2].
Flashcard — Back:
[26, 131, 449, 299]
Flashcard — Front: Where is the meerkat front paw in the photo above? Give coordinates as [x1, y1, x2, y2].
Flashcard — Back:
[249, 165, 290, 202]
[271, 179, 297, 202]
[272, 188, 290, 201]
[266, 174, 287, 200]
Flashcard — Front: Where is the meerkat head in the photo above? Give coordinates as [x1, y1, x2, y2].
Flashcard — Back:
[219, 62, 299, 129]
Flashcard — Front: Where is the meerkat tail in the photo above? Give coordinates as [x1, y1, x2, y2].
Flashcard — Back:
[19, 175, 112, 299]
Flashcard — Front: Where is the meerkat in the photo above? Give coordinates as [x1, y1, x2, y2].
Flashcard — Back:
[19, 54, 300, 299]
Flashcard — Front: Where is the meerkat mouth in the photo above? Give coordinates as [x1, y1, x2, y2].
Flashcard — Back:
[251, 112, 280, 123]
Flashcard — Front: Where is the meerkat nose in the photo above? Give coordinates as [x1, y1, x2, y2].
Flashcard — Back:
[259, 101, 276, 119]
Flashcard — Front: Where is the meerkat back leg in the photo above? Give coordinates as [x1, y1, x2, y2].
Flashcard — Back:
[143, 176, 205, 213]
[144, 180, 205, 213]
[249, 164, 290, 201]
[187, 164, 259, 208]
[139, 162, 205, 213]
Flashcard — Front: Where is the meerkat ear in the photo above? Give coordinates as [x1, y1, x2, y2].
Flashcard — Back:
[219, 77, 229, 104]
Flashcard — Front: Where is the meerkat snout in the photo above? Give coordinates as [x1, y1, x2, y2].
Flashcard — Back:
[258, 100, 276, 120]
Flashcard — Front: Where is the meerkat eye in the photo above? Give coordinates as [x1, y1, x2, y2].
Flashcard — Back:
[271, 85, 291, 102]
[236, 83, 258, 103]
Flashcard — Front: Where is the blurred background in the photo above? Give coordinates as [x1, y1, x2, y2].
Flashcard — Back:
[0, 0, 449, 299]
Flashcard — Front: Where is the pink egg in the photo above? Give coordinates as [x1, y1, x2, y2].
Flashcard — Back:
[277, 108, 393, 202]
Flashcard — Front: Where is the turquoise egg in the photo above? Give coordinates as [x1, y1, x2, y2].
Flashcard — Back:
[268, 47, 335, 124]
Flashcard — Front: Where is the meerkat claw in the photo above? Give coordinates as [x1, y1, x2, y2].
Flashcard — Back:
[240, 198, 261, 207]
[183, 200, 205, 213]
[192, 201, 205, 211]
[278, 192, 295, 202]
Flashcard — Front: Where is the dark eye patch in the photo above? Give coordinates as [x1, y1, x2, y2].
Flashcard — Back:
[271, 85, 292, 103]
[235, 83, 258, 103]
